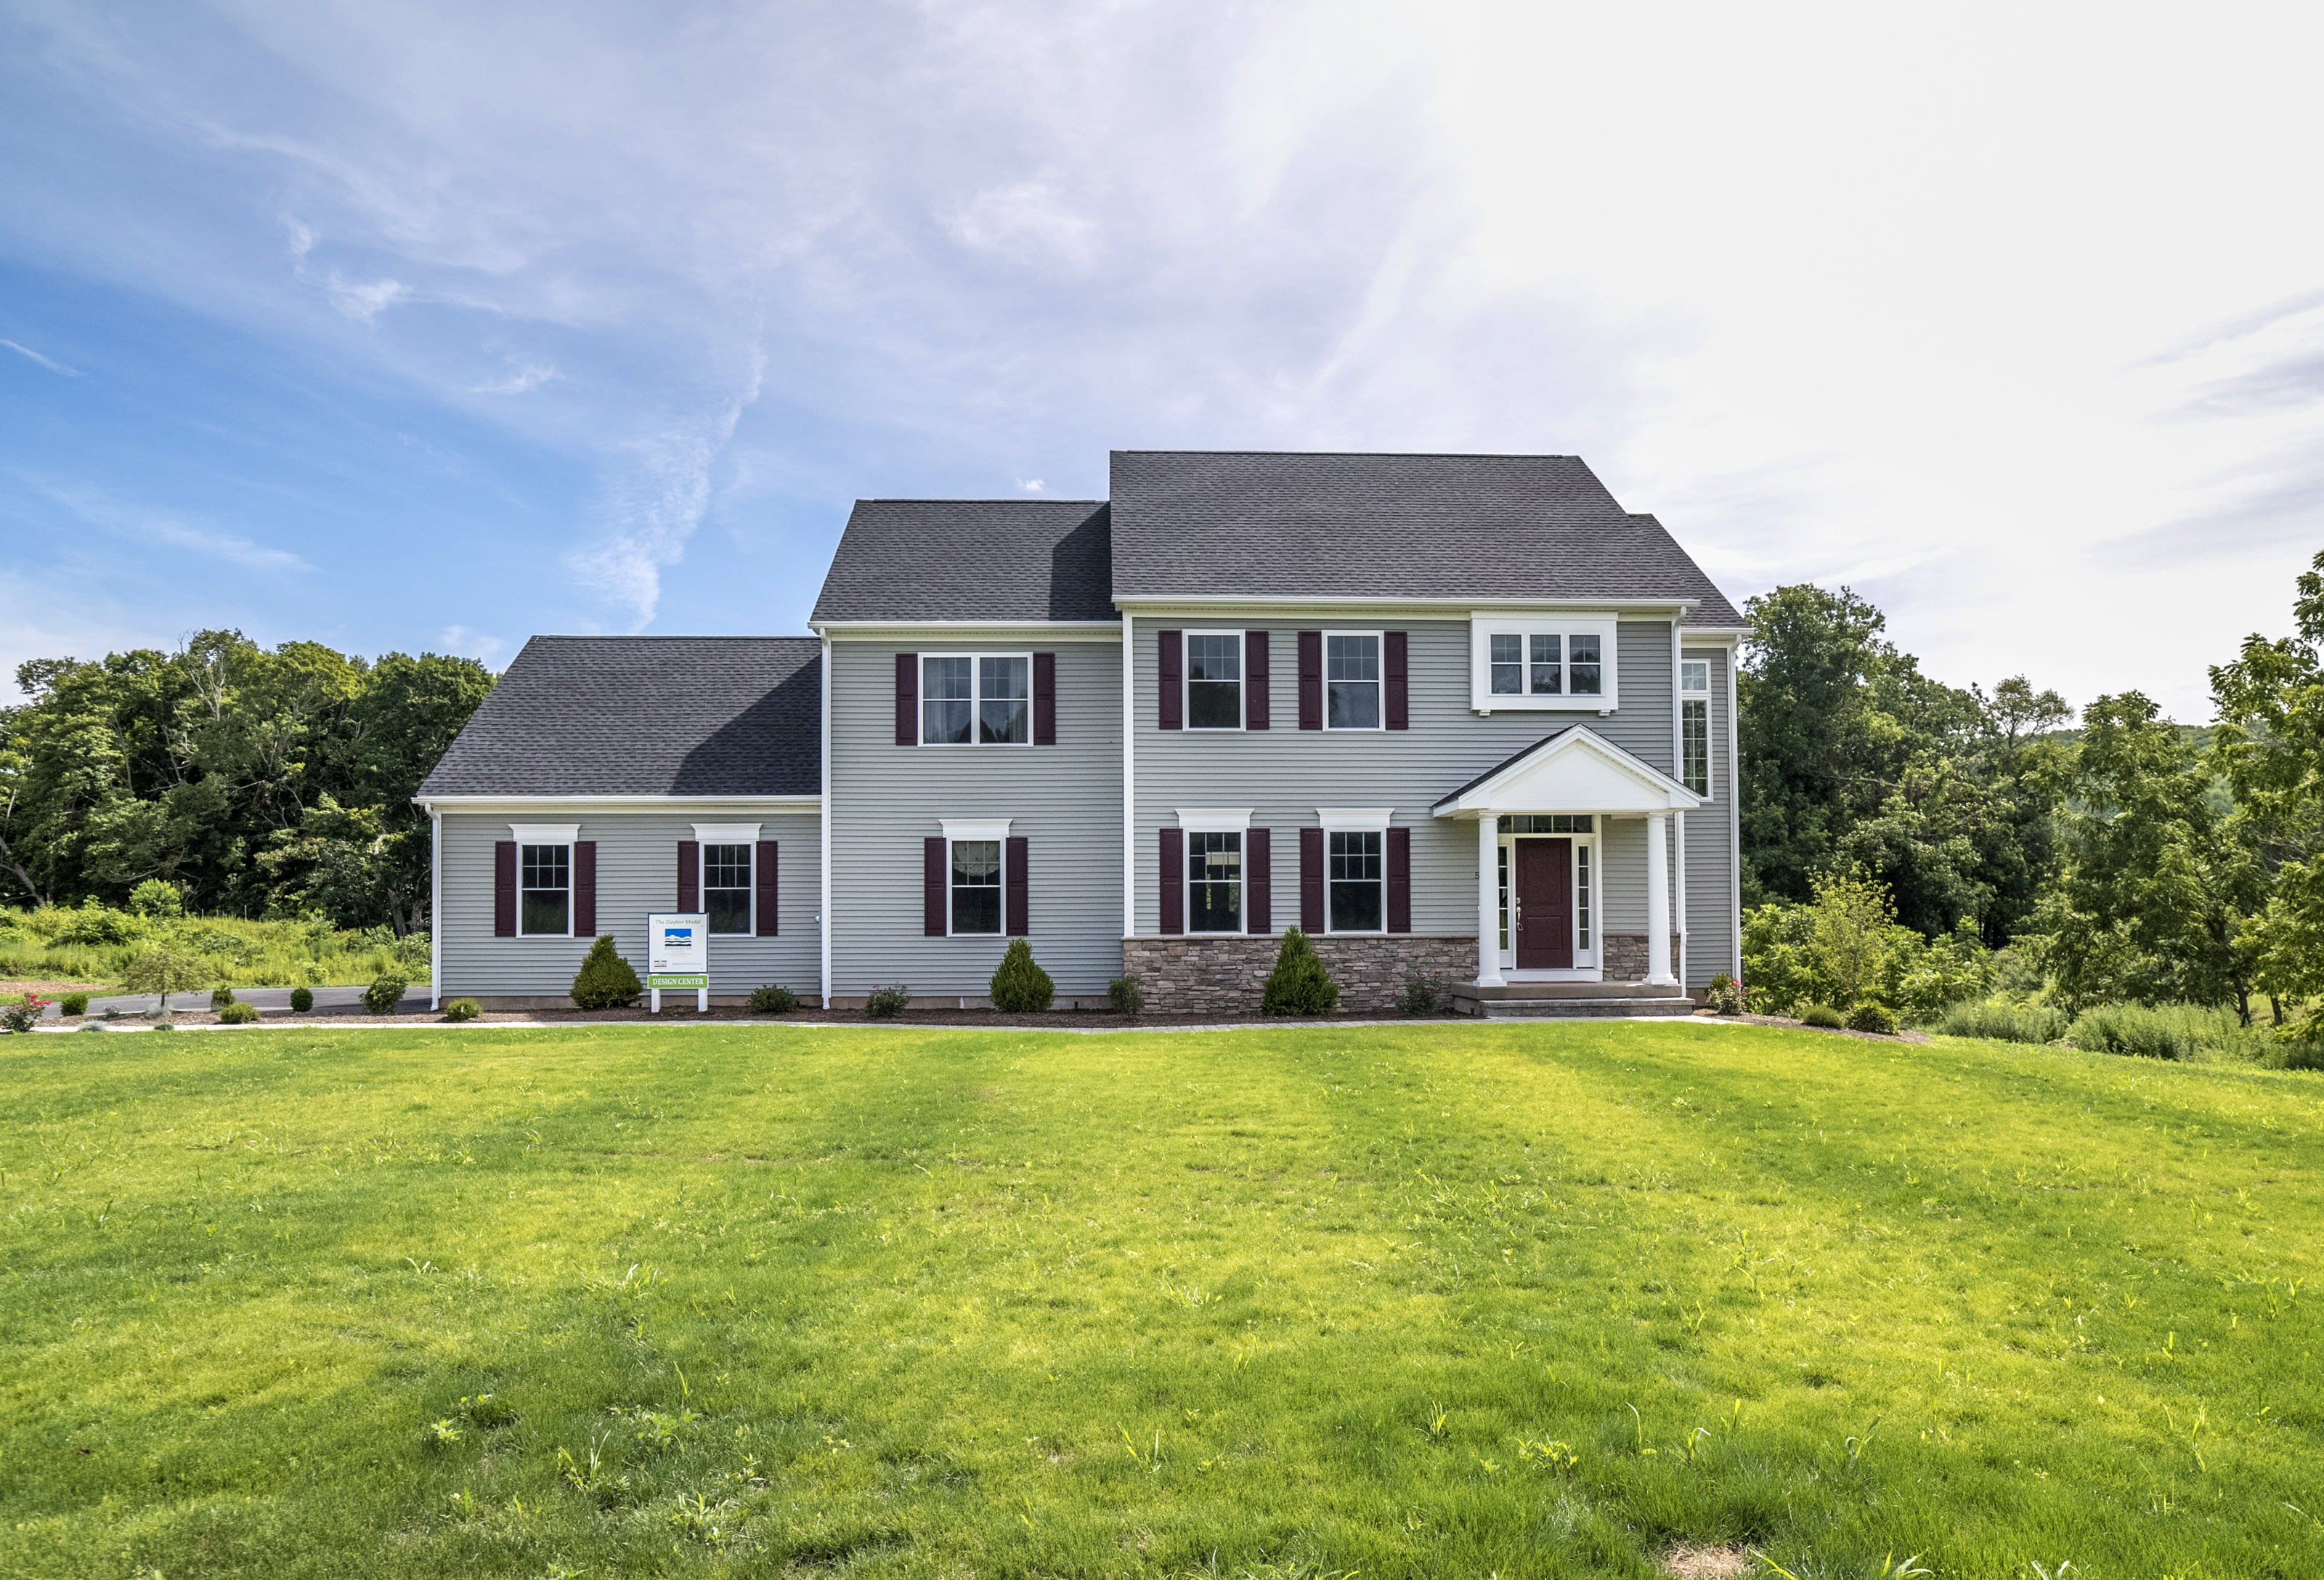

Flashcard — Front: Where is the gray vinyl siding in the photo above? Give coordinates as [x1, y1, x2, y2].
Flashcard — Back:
[436, 809, 821, 997]
[1681, 644, 1737, 991]
[1131, 617, 1681, 938]
[826, 637, 1124, 996]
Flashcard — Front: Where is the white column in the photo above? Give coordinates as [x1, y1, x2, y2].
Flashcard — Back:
[1646, 812, 1676, 986]
[1476, 814, 1504, 986]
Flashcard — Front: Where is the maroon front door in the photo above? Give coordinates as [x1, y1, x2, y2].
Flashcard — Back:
[1514, 838, 1573, 968]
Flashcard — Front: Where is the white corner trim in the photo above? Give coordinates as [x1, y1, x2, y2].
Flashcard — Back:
[691, 822, 763, 843]
[1316, 806, 1394, 832]
[939, 817, 1013, 843]
[508, 822, 580, 843]
[1175, 807, 1254, 834]
[1122, 612, 1136, 938]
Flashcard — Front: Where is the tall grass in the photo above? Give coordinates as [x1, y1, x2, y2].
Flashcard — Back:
[0, 904, 429, 988]
[2064, 1001, 2265, 1062]
[1935, 1000, 2068, 1044]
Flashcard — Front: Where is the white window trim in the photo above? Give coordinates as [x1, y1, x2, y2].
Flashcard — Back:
[940, 822, 1011, 938]
[1174, 808, 1252, 834]
[1322, 826, 1388, 936]
[1182, 628, 1247, 731]
[1316, 806, 1393, 832]
[1182, 826, 1246, 935]
[1322, 629, 1386, 732]
[1497, 825, 1602, 975]
[919, 651, 1035, 747]
[513, 833, 576, 940]
[1468, 612, 1618, 715]
[696, 831, 760, 937]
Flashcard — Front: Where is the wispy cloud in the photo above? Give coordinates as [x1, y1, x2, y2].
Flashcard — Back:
[437, 625, 508, 666]
[31, 479, 311, 572]
[0, 338, 77, 376]
[472, 359, 558, 395]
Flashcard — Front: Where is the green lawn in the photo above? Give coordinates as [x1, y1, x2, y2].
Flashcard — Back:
[3, 1021, 2319, 1579]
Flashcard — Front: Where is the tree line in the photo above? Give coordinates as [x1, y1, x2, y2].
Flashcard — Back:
[0, 631, 493, 935]
[1740, 550, 2324, 1029]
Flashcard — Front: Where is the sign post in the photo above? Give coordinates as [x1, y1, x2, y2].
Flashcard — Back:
[647, 912, 710, 1013]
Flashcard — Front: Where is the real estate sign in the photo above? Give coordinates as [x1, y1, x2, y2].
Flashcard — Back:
[647, 912, 709, 990]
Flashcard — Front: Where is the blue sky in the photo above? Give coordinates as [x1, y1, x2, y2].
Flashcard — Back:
[4, 1, 2322, 716]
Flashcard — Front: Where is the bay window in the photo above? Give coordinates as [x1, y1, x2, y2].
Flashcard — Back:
[1468, 614, 1618, 712]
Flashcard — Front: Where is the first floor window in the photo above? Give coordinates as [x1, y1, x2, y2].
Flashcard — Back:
[1328, 830, 1384, 932]
[1490, 633, 1523, 696]
[704, 843, 752, 933]
[951, 839, 1002, 933]
[1327, 633, 1381, 728]
[1188, 830, 1242, 932]
[520, 844, 569, 936]
[1497, 843, 1510, 950]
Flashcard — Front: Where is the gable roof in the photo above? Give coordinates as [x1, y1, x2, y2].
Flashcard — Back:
[1431, 724, 1702, 815]
[810, 499, 1115, 623]
[1108, 450, 1744, 625]
[417, 636, 821, 798]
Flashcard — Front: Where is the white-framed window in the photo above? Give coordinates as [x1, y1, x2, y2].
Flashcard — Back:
[940, 817, 1009, 936]
[1681, 658, 1711, 796]
[921, 652, 1031, 745]
[1469, 614, 1618, 713]
[519, 843, 571, 936]
[1187, 831, 1243, 932]
[1327, 831, 1384, 933]
[1324, 631, 1383, 729]
[1185, 630, 1244, 730]
[703, 844, 752, 934]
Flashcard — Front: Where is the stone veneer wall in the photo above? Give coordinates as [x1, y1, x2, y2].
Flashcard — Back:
[1600, 933, 1683, 981]
[1121, 934, 1478, 1016]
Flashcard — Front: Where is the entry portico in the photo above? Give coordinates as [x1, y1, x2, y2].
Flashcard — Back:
[1432, 726, 1703, 991]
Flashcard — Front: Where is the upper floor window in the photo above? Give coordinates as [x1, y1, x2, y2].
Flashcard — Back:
[704, 843, 753, 934]
[1325, 633, 1381, 729]
[1187, 830, 1242, 931]
[1681, 658, 1711, 795]
[922, 653, 1030, 745]
[1186, 632, 1243, 729]
[519, 843, 570, 936]
[1468, 614, 1618, 713]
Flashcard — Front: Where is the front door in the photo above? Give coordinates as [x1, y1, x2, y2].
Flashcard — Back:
[1514, 837, 1572, 968]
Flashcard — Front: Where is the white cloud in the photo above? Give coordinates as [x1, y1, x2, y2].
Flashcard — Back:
[1016, 478, 1044, 493]
[31, 479, 311, 572]
[436, 625, 508, 666]
[471, 358, 557, 395]
[0, 338, 77, 376]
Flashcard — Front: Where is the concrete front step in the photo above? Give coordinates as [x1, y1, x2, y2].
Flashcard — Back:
[1450, 983, 1698, 1018]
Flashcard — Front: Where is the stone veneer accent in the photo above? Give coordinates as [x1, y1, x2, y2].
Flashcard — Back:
[1121, 933, 1479, 1016]
[1599, 933, 1683, 981]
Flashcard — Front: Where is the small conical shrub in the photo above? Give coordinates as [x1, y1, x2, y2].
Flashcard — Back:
[571, 935, 642, 1010]
[988, 937, 1055, 1013]
[1261, 928, 1338, 1017]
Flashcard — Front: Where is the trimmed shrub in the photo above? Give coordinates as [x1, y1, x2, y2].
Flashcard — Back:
[569, 936, 641, 1010]
[148, 1020, 173, 1032]
[1798, 1002, 1845, 1029]
[988, 939, 1055, 1013]
[1262, 928, 1338, 1018]
[60, 992, 88, 1016]
[749, 984, 799, 1015]
[1846, 1000, 1901, 1035]
[77, 1020, 107, 1032]
[1398, 973, 1439, 1016]
[217, 1000, 260, 1025]
[1702, 973, 1745, 1016]
[362, 974, 410, 1016]
[0, 994, 44, 1034]
[864, 984, 910, 1019]
[1937, 1000, 2067, 1045]
[127, 879, 184, 918]
[1107, 974, 1145, 1018]
[443, 997, 482, 1023]
[288, 985, 314, 1013]
[211, 985, 237, 1010]
[2066, 1002, 2190, 1061]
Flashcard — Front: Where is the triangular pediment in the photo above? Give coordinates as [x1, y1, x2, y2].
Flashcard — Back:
[1431, 726, 1702, 817]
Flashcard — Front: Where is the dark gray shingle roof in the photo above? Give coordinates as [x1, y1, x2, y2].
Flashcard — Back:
[1108, 450, 1744, 625]
[418, 636, 821, 798]
[810, 500, 1115, 623]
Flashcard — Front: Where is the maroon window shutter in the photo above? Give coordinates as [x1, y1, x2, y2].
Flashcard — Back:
[1158, 630, 1182, 729]
[756, 840, 779, 936]
[924, 837, 947, 936]
[678, 840, 699, 911]
[1006, 835, 1030, 936]
[1246, 827, 1272, 933]
[1033, 652, 1057, 745]
[1158, 827, 1183, 934]
[1386, 826, 1412, 933]
[895, 652, 918, 745]
[1245, 631, 1270, 730]
[1297, 631, 1323, 730]
[1299, 827, 1324, 931]
[493, 841, 516, 936]
[573, 841, 597, 936]
[1385, 631, 1410, 730]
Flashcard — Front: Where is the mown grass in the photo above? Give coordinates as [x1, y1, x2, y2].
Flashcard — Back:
[0, 904, 429, 992]
[2, 1021, 2319, 1579]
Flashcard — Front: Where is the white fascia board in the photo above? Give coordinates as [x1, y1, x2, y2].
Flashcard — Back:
[416, 795, 820, 812]
[813, 620, 1121, 643]
[1430, 726, 1702, 818]
[1115, 595, 1695, 619]
[1680, 625, 1750, 640]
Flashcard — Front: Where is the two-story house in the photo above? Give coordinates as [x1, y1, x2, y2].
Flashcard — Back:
[418, 450, 1744, 1016]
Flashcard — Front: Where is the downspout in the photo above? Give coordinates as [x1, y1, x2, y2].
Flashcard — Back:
[1727, 639, 1743, 983]
[1121, 613, 1135, 941]
[427, 803, 442, 1010]
[820, 633, 833, 1010]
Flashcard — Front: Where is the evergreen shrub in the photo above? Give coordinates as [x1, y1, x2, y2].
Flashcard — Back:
[1262, 928, 1338, 1017]
[749, 984, 799, 1014]
[988, 939, 1055, 1013]
[864, 984, 910, 1019]
[1107, 975, 1145, 1017]
[217, 1001, 260, 1025]
[569, 936, 641, 1010]
[211, 985, 237, 1010]
[443, 997, 482, 1022]
[60, 993, 88, 1016]
[127, 880, 184, 918]
[1798, 1002, 1845, 1029]
[1846, 1000, 1901, 1034]
[1398, 974, 1439, 1016]
[362, 974, 410, 1016]
[288, 986, 314, 1013]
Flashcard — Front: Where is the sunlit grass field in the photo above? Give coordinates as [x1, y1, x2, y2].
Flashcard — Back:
[3, 1020, 2319, 1579]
